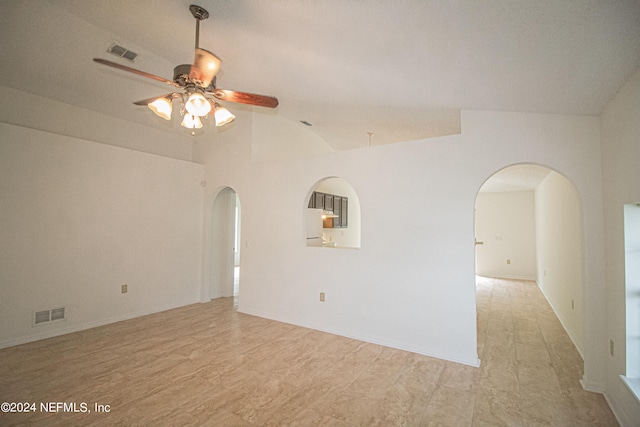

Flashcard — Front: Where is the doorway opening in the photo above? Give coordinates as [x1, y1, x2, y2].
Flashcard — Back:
[210, 187, 241, 301]
[474, 164, 585, 365]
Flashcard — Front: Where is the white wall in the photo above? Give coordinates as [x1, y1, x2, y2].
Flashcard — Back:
[475, 191, 537, 280]
[601, 68, 640, 426]
[195, 108, 604, 370]
[463, 111, 606, 390]
[0, 86, 196, 162]
[535, 172, 584, 354]
[252, 113, 334, 162]
[0, 123, 204, 348]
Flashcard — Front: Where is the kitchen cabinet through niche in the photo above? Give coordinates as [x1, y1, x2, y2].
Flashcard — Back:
[308, 191, 348, 228]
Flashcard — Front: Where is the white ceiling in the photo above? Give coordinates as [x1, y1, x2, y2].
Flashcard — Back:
[479, 164, 552, 193]
[1, 0, 639, 151]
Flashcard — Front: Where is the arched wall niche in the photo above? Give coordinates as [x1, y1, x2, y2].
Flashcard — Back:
[304, 177, 361, 249]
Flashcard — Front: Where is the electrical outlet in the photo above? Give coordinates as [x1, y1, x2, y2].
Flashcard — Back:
[506, 259, 511, 265]
[610, 340, 614, 356]
[319, 292, 325, 302]
[121, 284, 128, 294]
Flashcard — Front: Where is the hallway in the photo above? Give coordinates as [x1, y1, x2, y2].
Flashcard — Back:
[0, 278, 617, 425]
[475, 276, 616, 425]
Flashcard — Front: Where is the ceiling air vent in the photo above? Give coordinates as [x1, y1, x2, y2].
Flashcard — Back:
[33, 307, 66, 326]
[107, 43, 138, 62]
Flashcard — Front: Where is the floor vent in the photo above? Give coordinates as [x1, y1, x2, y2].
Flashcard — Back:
[107, 43, 138, 61]
[33, 307, 66, 326]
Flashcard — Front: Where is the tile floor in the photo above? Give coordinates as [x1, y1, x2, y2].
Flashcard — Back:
[0, 277, 618, 426]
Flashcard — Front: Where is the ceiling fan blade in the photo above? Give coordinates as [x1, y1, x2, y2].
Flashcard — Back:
[93, 58, 181, 88]
[133, 93, 178, 106]
[212, 89, 279, 108]
[189, 48, 221, 88]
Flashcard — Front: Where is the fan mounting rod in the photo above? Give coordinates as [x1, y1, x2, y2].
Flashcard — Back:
[190, 5, 209, 49]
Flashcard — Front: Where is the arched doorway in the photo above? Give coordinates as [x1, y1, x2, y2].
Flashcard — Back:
[475, 164, 585, 365]
[209, 187, 241, 300]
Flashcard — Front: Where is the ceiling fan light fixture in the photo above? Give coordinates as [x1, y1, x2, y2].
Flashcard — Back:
[181, 113, 203, 130]
[148, 97, 173, 120]
[93, 4, 278, 135]
[185, 92, 211, 116]
[213, 102, 235, 126]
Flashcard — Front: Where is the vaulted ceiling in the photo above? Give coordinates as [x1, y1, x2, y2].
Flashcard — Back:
[1, 0, 639, 151]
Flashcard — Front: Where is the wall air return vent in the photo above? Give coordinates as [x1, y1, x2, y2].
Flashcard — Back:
[34, 310, 50, 325]
[51, 307, 66, 321]
[33, 307, 66, 326]
[107, 43, 138, 62]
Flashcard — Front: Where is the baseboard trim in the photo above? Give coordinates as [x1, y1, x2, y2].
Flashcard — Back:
[603, 390, 625, 427]
[580, 377, 605, 393]
[603, 378, 640, 427]
[237, 305, 481, 368]
[535, 280, 584, 358]
[0, 299, 198, 349]
[476, 274, 537, 281]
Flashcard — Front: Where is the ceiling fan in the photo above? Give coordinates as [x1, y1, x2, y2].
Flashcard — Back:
[93, 4, 278, 134]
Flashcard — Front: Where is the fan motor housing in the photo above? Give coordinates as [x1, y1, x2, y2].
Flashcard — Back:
[173, 64, 192, 84]
[173, 64, 215, 90]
